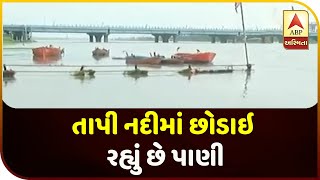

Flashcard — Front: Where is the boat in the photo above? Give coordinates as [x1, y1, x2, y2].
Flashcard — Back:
[3, 70, 15, 78]
[123, 66, 148, 80]
[178, 66, 233, 76]
[92, 48, 110, 57]
[32, 45, 64, 58]
[123, 69, 148, 76]
[72, 69, 96, 77]
[3, 65, 15, 78]
[173, 52, 216, 63]
[126, 56, 161, 65]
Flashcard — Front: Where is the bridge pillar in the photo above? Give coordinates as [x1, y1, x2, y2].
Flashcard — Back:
[231, 37, 236, 43]
[13, 34, 17, 41]
[276, 36, 283, 43]
[161, 34, 171, 43]
[211, 36, 216, 43]
[12, 32, 23, 41]
[154, 35, 160, 43]
[94, 34, 103, 42]
[25, 32, 31, 41]
[103, 34, 109, 43]
[89, 35, 94, 42]
[270, 36, 274, 43]
[153, 34, 176, 43]
[279, 38, 283, 43]
[172, 35, 178, 43]
[22, 32, 28, 42]
[88, 33, 107, 43]
[220, 37, 227, 43]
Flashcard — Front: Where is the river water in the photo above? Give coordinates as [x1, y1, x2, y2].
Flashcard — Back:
[2, 38, 318, 108]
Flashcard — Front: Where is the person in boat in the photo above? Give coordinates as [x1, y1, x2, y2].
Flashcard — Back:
[196, 49, 200, 53]
[80, 66, 84, 71]
[122, 51, 128, 57]
[61, 48, 65, 55]
[188, 65, 199, 74]
[176, 47, 180, 52]
[49, 44, 53, 48]
[153, 52, 156, 57]
[3, 65, 13, 72]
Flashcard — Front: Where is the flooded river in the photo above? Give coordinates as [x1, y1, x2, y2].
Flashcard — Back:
[2, 38, 318, 108]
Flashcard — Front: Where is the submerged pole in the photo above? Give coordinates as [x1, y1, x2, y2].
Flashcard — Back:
[240, 3, 250, 70]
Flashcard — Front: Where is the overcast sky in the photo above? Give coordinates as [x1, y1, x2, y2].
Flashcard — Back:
[3, 3, 316, 30]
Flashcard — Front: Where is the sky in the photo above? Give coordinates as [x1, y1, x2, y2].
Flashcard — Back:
[3, 2, 316, 30]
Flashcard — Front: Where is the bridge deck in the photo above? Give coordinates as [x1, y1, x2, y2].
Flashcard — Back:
[4, 24, 318, 37]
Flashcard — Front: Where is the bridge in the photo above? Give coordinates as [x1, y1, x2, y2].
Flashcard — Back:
[3, 24, 318, 43]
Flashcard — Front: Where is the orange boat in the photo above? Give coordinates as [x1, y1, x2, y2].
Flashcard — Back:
[126, 56, 161, 65]
[173, 52, 216, 63]
[32, 45, 64, 58]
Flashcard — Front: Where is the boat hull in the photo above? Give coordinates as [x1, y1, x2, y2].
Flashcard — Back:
[92, 49, 110, 57]
[3, 70, 15, 78]
[112, 57, 126, 60]
[32, 47, 63, 57]
[126, 57, 161, 65]
[160, 58, 184, 65]
[174, 52, 216, 63]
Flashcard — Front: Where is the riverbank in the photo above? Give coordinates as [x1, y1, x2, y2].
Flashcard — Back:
[3, 34, 36, 45]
